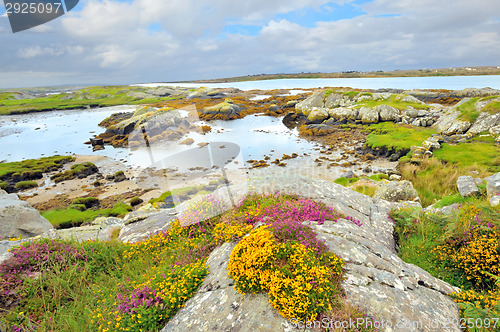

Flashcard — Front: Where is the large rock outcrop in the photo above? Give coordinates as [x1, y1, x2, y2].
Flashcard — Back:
[295, 90, 437, 128]
[161, 173, 461, 332]
[0, 189, 53, 239]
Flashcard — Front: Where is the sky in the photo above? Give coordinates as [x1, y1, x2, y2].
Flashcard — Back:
[0, 0, 499, 88]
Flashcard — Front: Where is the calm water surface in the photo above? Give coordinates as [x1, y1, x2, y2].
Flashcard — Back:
[0, 107, 321, 165]
[137, 75, 500, 90]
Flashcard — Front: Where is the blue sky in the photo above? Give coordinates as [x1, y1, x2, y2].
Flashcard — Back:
[0, 0, 499, 88]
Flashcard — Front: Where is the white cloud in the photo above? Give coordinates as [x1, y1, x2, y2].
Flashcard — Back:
[92, 44, 137, 67]
[17, 45, 84, 59]
[1, 0, 500, 88]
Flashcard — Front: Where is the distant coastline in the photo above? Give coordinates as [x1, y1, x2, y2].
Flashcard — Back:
[184, 66, 500, 83]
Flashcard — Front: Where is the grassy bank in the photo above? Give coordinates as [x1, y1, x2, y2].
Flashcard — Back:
[0, 86, 180, 115]
[399, 136, 499, 207]
[0, 156, 75, 192]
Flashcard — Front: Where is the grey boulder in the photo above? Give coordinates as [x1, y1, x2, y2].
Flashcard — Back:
[374, 180, 420, 202]
[456, 176, 479, 197]
[0, 190, 53, 239]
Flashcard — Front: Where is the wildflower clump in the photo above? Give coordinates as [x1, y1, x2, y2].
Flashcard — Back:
[0, 239, 87, 312]
[228, 225, 344, 322]
[392, 201, 500, 331]
[237, 193, 344, 226]
[93, 260, 207, 332]
[1, 193, 370, 331]
[433, 203, 500, 288]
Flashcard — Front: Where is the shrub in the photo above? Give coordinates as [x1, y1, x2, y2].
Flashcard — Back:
[129, 196, 143, 206]
[69, 204, 87, 212]
[72, 197, 100, 209]
[228, 226, 344, 322]
[392, 202, 500, 330]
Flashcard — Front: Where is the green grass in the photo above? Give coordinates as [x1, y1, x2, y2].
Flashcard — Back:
[0, 181, 8, 190]
[42, 203, 132, 229]
[456, 97, 500, 123]
[390, 208, 467, 287]
[456, 98, 480, 123]
[354, 94, 430, 110]
[0, 156, 75, 180]
[482, 100, 500, 115]
[398, 157, 492, 207]
[433, 139, 500, 173]
[433, 194, 470, 208]
[0, 86, 181, 115]
[343, 91, 359, 99]
[365, 122, 436, 152]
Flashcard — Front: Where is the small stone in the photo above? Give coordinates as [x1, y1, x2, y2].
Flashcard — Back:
[341, 170, 355, 178]
[389, 174, 402, 181]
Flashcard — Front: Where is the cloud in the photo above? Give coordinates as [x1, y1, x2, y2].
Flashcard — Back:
[17, 45, 84, 58]
[1, 0, 499, 88]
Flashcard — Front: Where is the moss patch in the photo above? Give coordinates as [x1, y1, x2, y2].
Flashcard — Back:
[0, 156, 74, 179]
[50, 162, 99, 183]
[457, 97, 500, 123]
[456, 98, 480, 123]
[42, 202, 132, 229]
[354, 94, 430, 110]
[482, 100, 500, 115]
[14, 181, 38, 190]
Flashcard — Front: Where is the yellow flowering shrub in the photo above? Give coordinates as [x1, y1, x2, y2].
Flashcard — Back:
[228, 226, 344, 322]
[433, 225, 500, 288]
[213, 222, 253, 243]
[122, 220, 186, 260]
